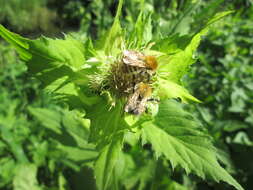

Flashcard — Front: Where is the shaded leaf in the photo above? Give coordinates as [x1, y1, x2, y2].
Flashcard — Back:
[86, 98, 129, 146]
[28, 107, 62, 134]
[119, 153, 155, 190]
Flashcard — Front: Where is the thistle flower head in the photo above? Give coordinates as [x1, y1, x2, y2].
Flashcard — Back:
[88, 49, 160, 115]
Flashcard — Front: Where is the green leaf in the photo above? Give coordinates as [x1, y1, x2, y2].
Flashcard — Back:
[0, 102, 29, 163]
[56, 144, 98, 163]
[166, 1, 198, 36]
[0, 25, 87, 96]
[156, 48, 195, 84]
[141, 100, 243, 190]
[0, 158, 16, 187]
[58, 173, 68, 190]
[53, 110, 98, 163]
[193, 0, 225, 30]
[153, 34, 192, 54]
[204, 11, 234, 29]
[86, 98, 129, 146]
[0, 25, 91, 107]
[29, 106, 97, 163]
[155, 11, 233, 84]
[156, 78, 200, 103]
[156, 24, 208, 83]
[119, 153, 155, 190]
[94, 135, 123, 190]
[128, 12, 152, 48]
[0, 25, 30, 60]
[0, 24, 85, 73]
[29, 106, 90, 145]
[13, 164, 41, 190]
[104, 0, 123, 55]
[28, 107, 62, 134]
[61, 110, 90, 146]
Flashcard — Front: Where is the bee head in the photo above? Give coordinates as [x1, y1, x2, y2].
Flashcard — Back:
[144, 56, 158, 71]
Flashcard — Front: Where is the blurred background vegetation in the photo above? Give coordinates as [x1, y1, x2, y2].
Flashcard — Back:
[0, 0, 252, 189]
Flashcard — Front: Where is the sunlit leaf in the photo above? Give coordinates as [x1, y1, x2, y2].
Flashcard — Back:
[155, 11, 233, 84]
[94, 135, 123, 190]
[141, 100, 243, 190]
[0, 25, 85, 72]
[104, 0, 124, 55]
[13, 164, 41, 190]
[156, 78, 200, 103]
[128, 12, 152, 48]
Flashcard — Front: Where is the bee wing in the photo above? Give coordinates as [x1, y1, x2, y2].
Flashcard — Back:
[122, 50, 146, 67]
[123, 58, 146, 67]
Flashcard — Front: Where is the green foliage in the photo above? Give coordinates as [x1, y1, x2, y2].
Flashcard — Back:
[141, 100, 242, 190]
[0, 25, 85, 72]
[94, 134, 123, 190]
[0, 44, 97, 189]
[186, 2, 253, 189]
[13, 164, 41, 190]
[0, 0, 249, 190]
[0, 0, 56, 33]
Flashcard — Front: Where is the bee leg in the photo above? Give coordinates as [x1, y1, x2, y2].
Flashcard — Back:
[147, 98, 160, 102]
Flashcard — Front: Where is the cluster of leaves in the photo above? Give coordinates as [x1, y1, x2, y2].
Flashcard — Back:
[0, 42, 97, 190]
[0, 0, 247, 190]
[47, 0, 214, 39]
[186, 1, 253, 189]
[47, 0, 113, 36]
[0, 0, 229, 37]
[0, 0, 57, 34]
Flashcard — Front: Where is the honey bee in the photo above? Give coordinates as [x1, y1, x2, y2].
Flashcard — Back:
[124, 82, 153, 115]
[122, 50, 157, 71]
[122, 50, 158, 115]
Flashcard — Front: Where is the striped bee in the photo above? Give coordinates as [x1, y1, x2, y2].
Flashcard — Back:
[121, 50, 158, 115]
[124, 82, 153, 115]
[109, 50, 157, 115]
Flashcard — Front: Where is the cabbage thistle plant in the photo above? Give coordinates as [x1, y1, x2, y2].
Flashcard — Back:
[0, 0, 243, 190]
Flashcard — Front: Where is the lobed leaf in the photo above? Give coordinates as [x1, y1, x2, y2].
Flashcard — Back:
[0, 25, 88, 96]
[154, 11, 233, 84]
[0, 25, 85, 73]
[141, 100, 243, 190]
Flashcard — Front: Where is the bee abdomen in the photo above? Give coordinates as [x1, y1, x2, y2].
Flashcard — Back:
[109, 60, 154, 97]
